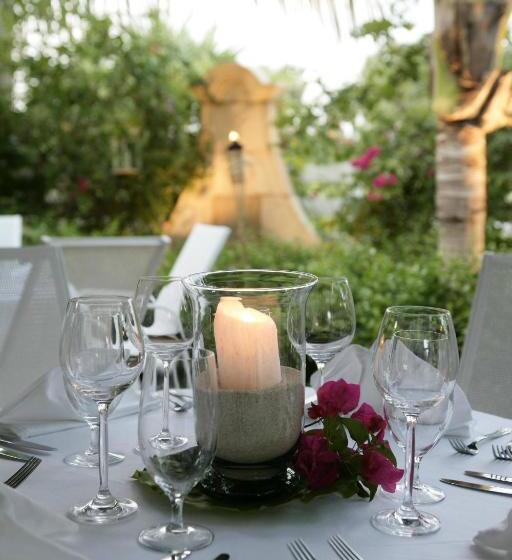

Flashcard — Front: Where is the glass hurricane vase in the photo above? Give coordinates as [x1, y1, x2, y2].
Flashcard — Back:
[183, 269, 317, 501]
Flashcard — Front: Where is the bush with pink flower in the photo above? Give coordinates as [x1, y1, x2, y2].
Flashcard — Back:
[349, 145, 399, 203]
[293, 379, 402, 500]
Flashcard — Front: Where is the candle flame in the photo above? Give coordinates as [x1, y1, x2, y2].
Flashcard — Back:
[228, 130, 240, 143]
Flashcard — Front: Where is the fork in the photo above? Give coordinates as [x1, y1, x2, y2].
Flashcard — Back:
[4, 456, 41, 488]
[288, 539, 316, 560]
[493, 444, 512, 461]
[328, 534, 363, 560]
[449, 428, 512, 455]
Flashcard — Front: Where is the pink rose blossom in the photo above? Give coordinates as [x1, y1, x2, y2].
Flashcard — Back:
[351, 403, 387, 441]
[309, 379, 360, 419]
[294, 434, 339, 490]
[372, 173, 397, 188]
[366, 191, 383, 202]
[351, 146, 381, 170]
[361, 449, 404, 493]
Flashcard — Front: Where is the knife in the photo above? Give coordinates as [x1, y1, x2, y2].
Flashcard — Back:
[440, 478, 512, 496]
[465, 471, 512, 486]
[0, 437, 56, 452]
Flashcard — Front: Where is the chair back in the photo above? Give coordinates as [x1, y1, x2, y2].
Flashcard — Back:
[0, 215, 22, 248]
[146, 224, 231, 336]
[0, 247, 69, 412]
[41, 235, 170, 297]
[459, 252, 512, 417]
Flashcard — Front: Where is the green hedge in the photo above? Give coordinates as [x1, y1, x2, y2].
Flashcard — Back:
[162, 234, 476, 350]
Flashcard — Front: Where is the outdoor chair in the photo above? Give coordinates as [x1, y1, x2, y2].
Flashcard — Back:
[458, 252, 512, 418]
[144, 223, 231, 337]
[41, 235, 171, 297]
[0, 215, 23, 248]
[0, 246, 69, 412]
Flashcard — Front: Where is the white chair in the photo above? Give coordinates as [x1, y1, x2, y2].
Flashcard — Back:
[0, 247, 69, 413]
[41, 235, 171, 297]
[458, 252, 512, 418]
[145, 224, 231, 336]
[0, 215, 22, 247]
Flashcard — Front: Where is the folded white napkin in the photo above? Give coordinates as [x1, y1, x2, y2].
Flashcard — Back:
[474, 510, 512, 558]
[0, 483, 90, 560]
[310, 344, 473, 437]
[0, 367, 141, 437]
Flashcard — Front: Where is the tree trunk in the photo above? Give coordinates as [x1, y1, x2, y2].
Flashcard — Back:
[433, 0, 512, 260]
[436, 122, 486, 260]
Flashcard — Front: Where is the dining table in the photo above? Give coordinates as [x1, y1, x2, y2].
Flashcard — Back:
[2, 408, 510, 560]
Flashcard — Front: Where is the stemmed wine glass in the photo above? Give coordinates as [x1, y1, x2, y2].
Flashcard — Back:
[372, 306, 459, 537]
[383, 392, 454, 504]
[306, 276, 356, 383]
[138, 348, 218, 555]
[63, 379, 124, 468]
[134, 276, 193, 449]
[60, 296, 144, 524]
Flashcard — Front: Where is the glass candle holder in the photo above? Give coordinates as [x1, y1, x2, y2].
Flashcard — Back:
[183, 270, 317, 501]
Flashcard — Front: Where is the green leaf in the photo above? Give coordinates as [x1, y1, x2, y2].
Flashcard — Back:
[340, 417, 369, 445]
[323, 416, 348, 453]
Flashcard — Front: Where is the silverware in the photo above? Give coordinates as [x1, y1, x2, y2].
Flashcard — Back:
[449, 428, 512, 455]
[288, 539, 316, 560]
[440, 478, 512, 496]
[465, 470, 512, 485]
[0, 445, 33, 461]
[328, 534, 363, 560]
[0, 437, 55, 452]
[493, 444, 512, 461]
[170, 395, 192, 413]
[4, 456, 41, 488]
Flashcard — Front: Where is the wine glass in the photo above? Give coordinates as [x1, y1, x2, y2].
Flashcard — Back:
[305, 277, 355, 383]
[63, 379, 124, 468]
[60, 296, 144, 524]
[383, 392, 454, 504]
[372, 306, 459, 537]
[134, 276, 193, 449]
[138, 348, 218, 555]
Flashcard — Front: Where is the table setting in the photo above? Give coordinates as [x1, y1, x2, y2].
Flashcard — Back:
[1, 268, 512, 560]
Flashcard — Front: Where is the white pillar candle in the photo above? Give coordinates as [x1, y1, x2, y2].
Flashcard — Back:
[214, 296, 282, 390]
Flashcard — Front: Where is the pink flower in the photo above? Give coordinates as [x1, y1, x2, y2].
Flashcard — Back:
[351, 146, 381, 170]
[351, 403, 387, 441]
[366, 191, 383, 202]
[76, 176, 89, 194]
[294, 434, 339, 490]
[309, 379, 360, 419]
[361, 449, 404, 493]
[372, 173, 397, 188]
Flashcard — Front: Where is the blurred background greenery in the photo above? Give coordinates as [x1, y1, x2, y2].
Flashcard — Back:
[2, 1, 511, 347]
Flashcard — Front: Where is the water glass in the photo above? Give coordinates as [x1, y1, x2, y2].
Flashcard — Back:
[306, 277, 355, 381]
[134, 276, 193, 449]
[63, 379, 124, 468]
[371, 306, 459, 537]
[60, 296, 144, 524]
[138, 349, 218, 554]
[383, 393, 453, 504]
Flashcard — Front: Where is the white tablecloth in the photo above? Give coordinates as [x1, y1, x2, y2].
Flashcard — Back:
[2, 410, 510, 560]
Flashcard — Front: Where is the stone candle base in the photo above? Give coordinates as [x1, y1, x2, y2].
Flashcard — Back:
[198, 366, 304, 500]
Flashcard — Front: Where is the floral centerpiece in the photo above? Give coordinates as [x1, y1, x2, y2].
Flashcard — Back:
[294, 379, 403, 500]
[133, 377, 402, 505]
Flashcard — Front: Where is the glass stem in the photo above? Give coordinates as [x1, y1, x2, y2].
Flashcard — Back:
[85, 423, 100, 456]
[316, 362, 326, 386]
[413, 455, 422, 489]
[397, 413, 420, 521]
[161, 359, 171, 435]
[173, 494, 185, 530]
[94, 401, 115, 507]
